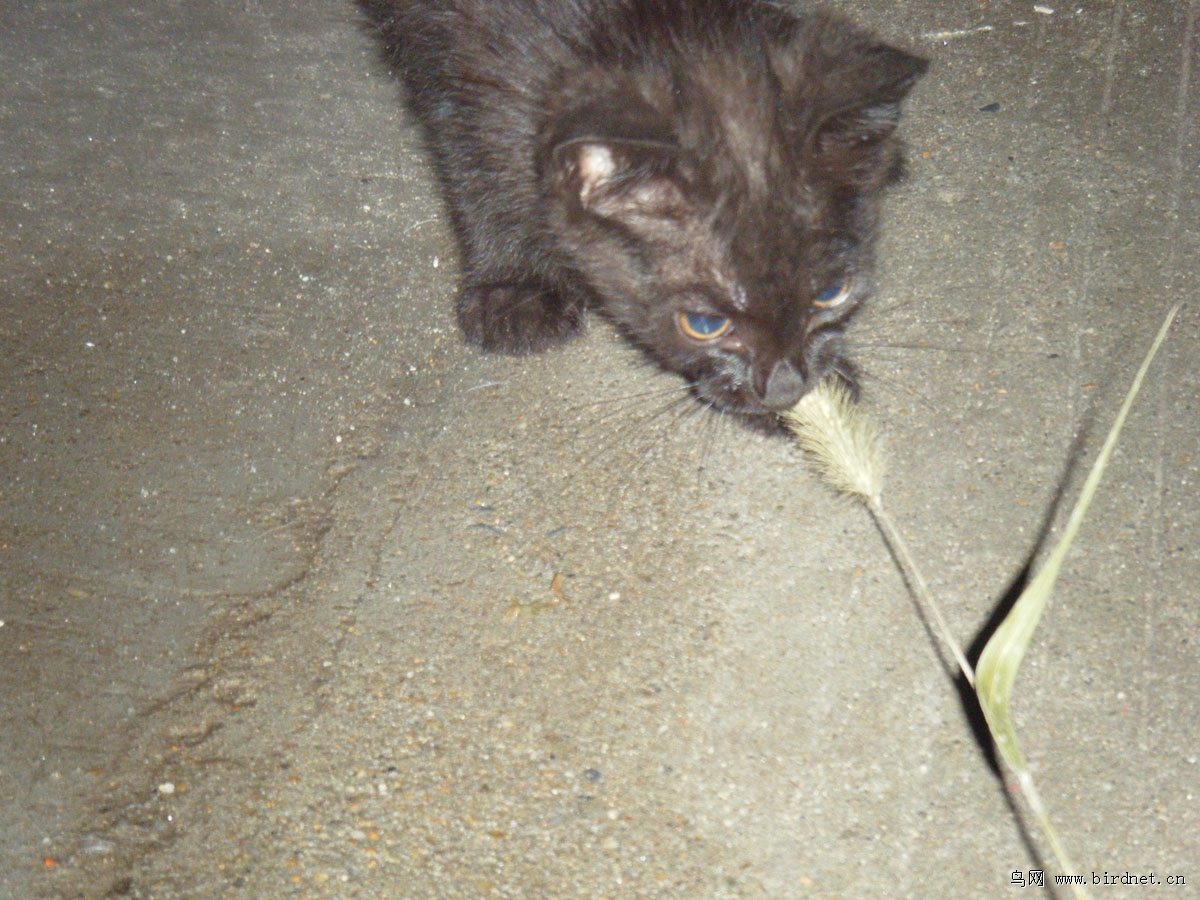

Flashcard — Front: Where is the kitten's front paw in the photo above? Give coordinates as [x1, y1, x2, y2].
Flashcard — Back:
[457, 283, 585, 354]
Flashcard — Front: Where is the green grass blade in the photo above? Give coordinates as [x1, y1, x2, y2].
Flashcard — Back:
[975, 304, 1179, 884]
[976, 303, 1178, 765]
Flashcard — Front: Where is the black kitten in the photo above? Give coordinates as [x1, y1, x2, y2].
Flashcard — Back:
[358, 0, 926, 416]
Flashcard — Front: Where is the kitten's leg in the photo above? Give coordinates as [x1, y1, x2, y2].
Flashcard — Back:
[456, 280, 586, 354]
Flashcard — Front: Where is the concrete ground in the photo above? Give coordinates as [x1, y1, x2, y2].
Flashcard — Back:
[1, 1, 1196, 898]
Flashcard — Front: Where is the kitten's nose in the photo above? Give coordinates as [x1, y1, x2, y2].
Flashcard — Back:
[756, 359, 806, 411]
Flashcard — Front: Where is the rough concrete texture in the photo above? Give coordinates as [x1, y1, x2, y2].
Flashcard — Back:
[1, 1, 1197, 898]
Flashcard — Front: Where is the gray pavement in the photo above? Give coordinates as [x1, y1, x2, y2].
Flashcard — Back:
[1, 1, 1197, 898]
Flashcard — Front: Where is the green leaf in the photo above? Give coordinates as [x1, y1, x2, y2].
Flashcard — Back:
[974, 305, 1178, 890]
[975, 304, 1178, 770]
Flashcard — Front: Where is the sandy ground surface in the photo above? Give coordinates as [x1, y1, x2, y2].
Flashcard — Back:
[1, 1, 1197, 898]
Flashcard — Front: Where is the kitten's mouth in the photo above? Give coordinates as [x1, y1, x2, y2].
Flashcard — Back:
[693, 365, 858, 420]
[696, 396, 796, 436]
[693, 382, 808, 419]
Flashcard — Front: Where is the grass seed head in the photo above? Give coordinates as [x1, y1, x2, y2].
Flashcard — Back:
[782, 379, 885, 505]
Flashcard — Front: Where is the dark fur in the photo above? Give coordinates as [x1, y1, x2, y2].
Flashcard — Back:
[358, 0, 926, 416]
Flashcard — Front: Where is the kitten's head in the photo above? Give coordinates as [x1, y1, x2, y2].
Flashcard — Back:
[538, 13, 926, 419]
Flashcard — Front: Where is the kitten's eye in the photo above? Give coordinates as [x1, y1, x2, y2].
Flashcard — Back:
[678, 312, 733, 341]
[813, 283, 851, 309]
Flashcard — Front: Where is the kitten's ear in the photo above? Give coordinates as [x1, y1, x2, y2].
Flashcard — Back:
[813, 45, 927, 158]
[540, 83, 685, 221]
[549, 138, 685, 220]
